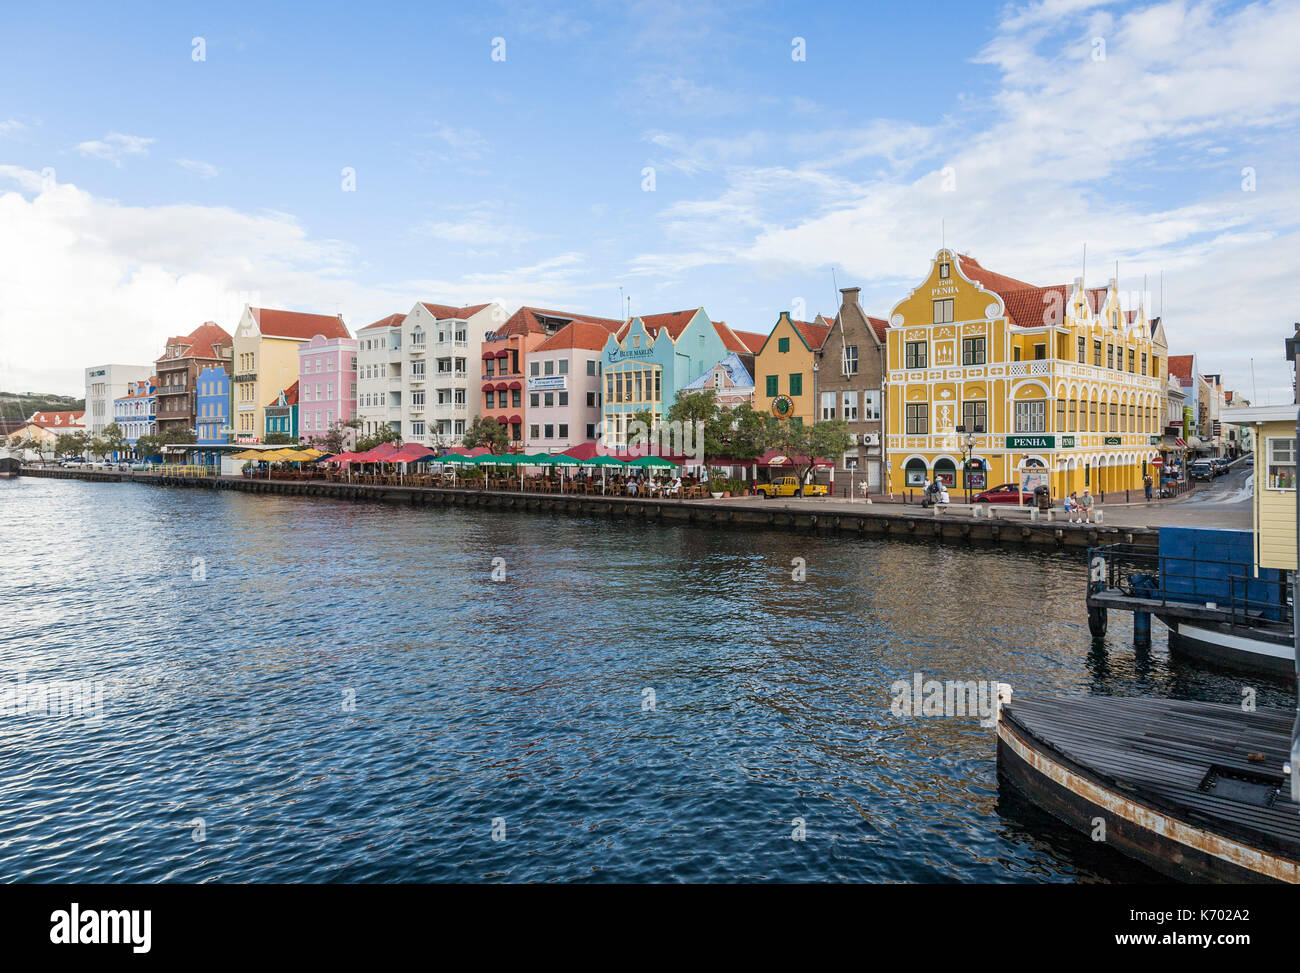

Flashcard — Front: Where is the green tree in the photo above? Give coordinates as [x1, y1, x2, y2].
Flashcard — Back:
[463, 416, 507, 453]
[354, 425, 402, 453]
[101, 422, 126, 458]
[265, 432, 297, 445]
[134, 433, 163, 461]
[159, 426, 197, 445]
[54, 432, 84, 458]
[765, 417, 852, 494]
[309, 417, 362, 455]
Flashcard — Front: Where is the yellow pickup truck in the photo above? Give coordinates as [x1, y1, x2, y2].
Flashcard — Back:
[755, 476, 828, 498]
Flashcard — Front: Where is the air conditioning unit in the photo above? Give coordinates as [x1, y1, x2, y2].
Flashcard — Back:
[861, 433, 880, 446]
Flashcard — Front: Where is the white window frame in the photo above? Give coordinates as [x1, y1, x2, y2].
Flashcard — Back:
[1267, 436, 1295, 491]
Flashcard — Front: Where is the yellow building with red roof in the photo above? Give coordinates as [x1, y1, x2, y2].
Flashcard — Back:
[884, 248, 1167, 499]
[753, 312, 834, 425]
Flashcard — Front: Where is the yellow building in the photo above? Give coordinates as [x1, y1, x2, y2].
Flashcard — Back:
[1224, 405, 1296, 571]
[231, 306, 350, 443]
[884, 248, 1166, 497]
[753, 312, 833, 424]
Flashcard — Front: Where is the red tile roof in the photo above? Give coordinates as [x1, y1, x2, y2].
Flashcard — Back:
[499, 305, 623, 338]
[267, 380, 300, 408]
[1168, 354, 1195, 386]
[30, 411, 85, 428]
[631, 309, 701, 341]
[791, 317, 832, 350]
[252, 308, 350, 340]
[156, 321, 233, 363]
[535, 320, 618, 352]
[957, 254, 1037, 294]
[359, 313, 405, 332]
[420, 302, 492, 320]
[866, 316, 889, 343]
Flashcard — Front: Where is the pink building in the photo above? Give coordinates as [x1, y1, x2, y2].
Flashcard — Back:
[298, 333, 359, 445]
[524, 321, 616, 452]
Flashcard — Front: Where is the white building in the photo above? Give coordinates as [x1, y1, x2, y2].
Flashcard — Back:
[356, 301, 502, 446]
[84, 364, 153, 436]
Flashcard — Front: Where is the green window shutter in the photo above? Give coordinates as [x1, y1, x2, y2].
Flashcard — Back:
[778, 337, 790, 353]
[789, 373, 802, 396]
[765, 375, 778, 397]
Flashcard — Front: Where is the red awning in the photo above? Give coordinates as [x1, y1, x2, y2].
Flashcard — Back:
[508, 380, 522, 390]
[1174, 438, 1187, 448]
[352, 442, 403, 463]
[494, 350, 508, 358]
[480, 383, 495, 392]
[509, 414, 522, 424]
[481, 351, 494, 359]
[494, 382, 510, 391]
[496, 416, 509, 424]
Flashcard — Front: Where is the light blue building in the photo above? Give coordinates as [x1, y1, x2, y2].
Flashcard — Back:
[112, 377, 156, 459]
[599, 309, 744, 448]
[195, 365, 231, 466]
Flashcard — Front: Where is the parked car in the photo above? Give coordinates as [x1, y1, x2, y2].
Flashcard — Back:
[1189, 462, 1215, 481]
[973, 483, 1036, 504]
[754, 476, 829, 498]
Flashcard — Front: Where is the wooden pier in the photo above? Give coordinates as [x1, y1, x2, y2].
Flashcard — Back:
[16, 466, 1157, 552]
[998, 694, 1300, 883]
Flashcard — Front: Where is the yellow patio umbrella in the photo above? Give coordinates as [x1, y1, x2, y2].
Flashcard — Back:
[258, 449, 293, 461]
[300, 448, 327, 459]
[277, 449, 315, 462]
[231, 449, 266, 460]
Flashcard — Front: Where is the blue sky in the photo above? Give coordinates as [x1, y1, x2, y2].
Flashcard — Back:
[2, 0, 1298, 400]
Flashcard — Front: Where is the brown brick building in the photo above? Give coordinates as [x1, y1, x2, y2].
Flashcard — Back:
[155, 321, 234, 437]
[814, 287, 890, 491]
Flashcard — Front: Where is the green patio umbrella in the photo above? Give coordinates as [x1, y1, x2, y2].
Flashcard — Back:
[625, 455, 678, 469]
[581, 454, 627, 492]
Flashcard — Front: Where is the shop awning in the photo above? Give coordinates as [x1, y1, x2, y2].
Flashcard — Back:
[508, 414, 522, 424]
[508, 381, 522, 390]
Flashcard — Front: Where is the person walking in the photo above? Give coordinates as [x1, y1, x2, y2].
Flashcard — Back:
[1143, 472, 1153, 501]
[1079, 488, 1095, 524]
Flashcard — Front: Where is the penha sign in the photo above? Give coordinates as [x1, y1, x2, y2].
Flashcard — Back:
[1006, 435, 1054, 449]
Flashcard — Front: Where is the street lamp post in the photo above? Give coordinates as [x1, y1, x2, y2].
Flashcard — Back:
[957, 424, 984, 503]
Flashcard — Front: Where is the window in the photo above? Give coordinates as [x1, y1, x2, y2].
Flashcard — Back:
[1033, 344, 1046, 360]
[1013, 347, 1021, 361]
[961, 337, 986, 365]
[530, 392, 539, 408]
[587, 359, 596, 376]
[530, 361, 539, 376]
[842, 345, 858, 375]
[543, 392, 554, 407]
[1093, 340, 1102, 367]
[586, 423, 596, 439]
[1140, 353, 1147, 374]
[558, 424, 568, 439]
[905, 403, 929, 435]
[939, 261, 950, 278]
[1109, 402, 1118, 432]
[544, 360, 554, 376]
[1089, 402, 1098, 431]
[558, 392, 568, 407]
[586, 391, 596, 407]
[778, 337, 790, 353]
[559, 360, 568, 375]
[1077, 337, 1086, 363]
[543, 424, 554, 439]
[765, 375, 778, 397]
[530, 424, 540, 439]
[1056, 399, 1065, 432]
[905, 341, 928, 369]
[933, 299, 954, 324]
[863, 390, 881, 421]
[819, 392, 836, 420]
[1106, 344, 1115, 369]
[961, 400, 986, 433]
[1269, 438, 1295, 489]
[1127, 349, 1135, 372]
[1014, 401, 1047, 433]
[842, 391, 858, 421]
[789, 373, 803, 396]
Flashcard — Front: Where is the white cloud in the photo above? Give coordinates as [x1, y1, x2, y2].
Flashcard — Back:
[626, 0, 1300, 396]
[0, 120, 25, 138]
[174, 158, 219, 179]
[75, 132, 155, 166]
[0, 169, 603, 394]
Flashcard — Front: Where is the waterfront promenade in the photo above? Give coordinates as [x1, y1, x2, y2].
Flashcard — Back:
[20, 465, 1162, 552]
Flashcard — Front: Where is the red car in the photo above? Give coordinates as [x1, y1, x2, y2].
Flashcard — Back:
[973, 483, 1035, 504]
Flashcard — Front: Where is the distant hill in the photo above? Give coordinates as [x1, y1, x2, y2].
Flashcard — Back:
[0, 391, 86, 420]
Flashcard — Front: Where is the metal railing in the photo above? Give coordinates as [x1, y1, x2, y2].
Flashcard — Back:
[1089, 543, 1291, 625]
